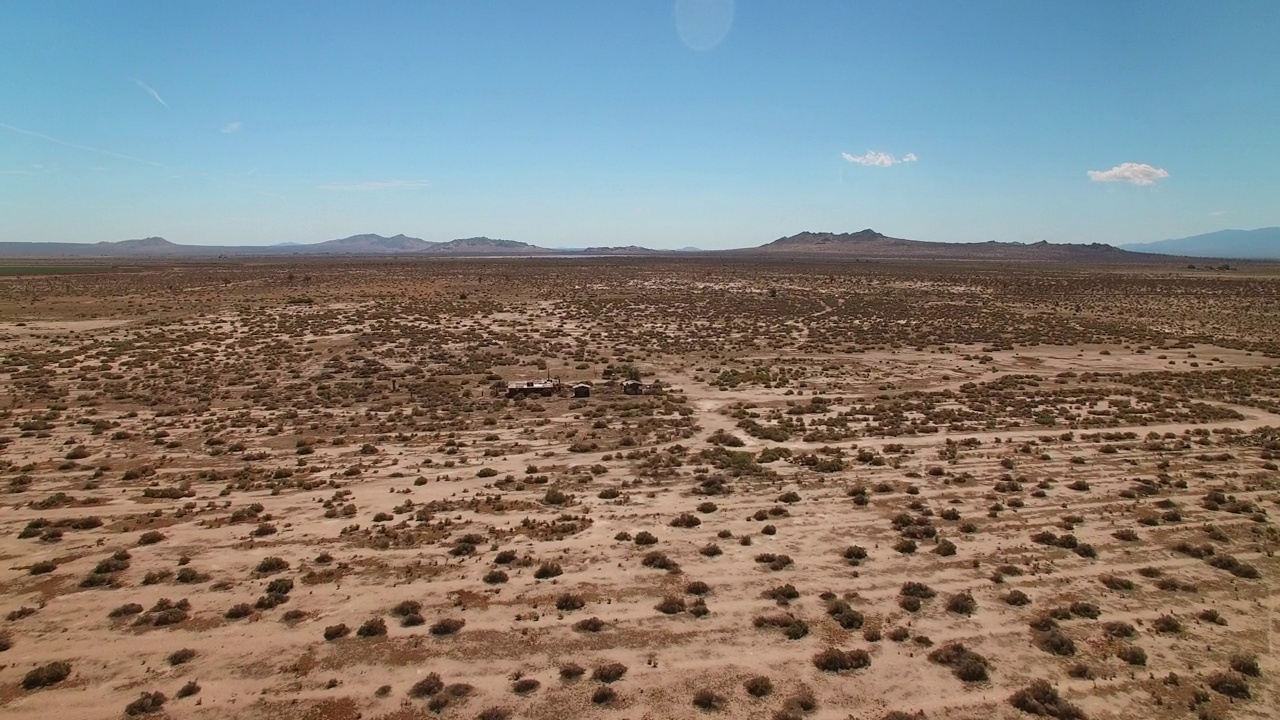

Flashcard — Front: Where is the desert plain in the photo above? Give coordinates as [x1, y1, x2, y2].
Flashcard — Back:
[0, 257, 1276, 720]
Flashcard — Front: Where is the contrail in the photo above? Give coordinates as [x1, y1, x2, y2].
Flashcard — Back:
[0, 122, 167, 168]
[131, 78, 168, 107]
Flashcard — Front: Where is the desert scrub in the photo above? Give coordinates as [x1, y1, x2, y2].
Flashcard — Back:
[692, 688, 726, 710]
[512, 677, 540, 694]
[929, 642, 991, 682]
[744, 676, 773, 697]
[430, 617, 465, 635]
[1229, 654, 1260, 677]
[813, 647, 871, 672]
[124, 691, 166, 716]
[592, 662, 628, 683]
[591, 686, 617, 704]
[533, 561, 563, 579]
[22, 661, 72, 690]
[655, 595, 687, 614]
[167, 648, 197, 666]
[946, 591, 977, 615]
[1009, 680, 1086, 719]
[225, 603, 253, 620]
[1116, 645, 1146, 666]
[573, 616, 605, 632]
[408, 672, 446, 698]
[754, 613, 809, 639]
[255, 556, 289, 574]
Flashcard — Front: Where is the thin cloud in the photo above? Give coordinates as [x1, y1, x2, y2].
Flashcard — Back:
[317, 179, 430, 191]
[1209, 210, 1229, 217]
[220, 121, 243, 134]
[131, 78, 168, 108]
[1087, 162, 1168, 186]
[842, 150, 918, 167]
[0, 122, 166, 168]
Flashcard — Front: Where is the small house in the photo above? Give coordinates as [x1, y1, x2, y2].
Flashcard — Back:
[506, 378, 561, 398]
[572, 383, 592, 398]
[621, 380, 643, 395]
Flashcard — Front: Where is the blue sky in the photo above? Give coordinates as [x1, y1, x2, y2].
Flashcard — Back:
[2, 1, 1277, 249]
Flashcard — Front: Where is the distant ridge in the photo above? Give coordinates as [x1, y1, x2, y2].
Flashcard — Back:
[0, 229, 1202, 263]
[735, 229, 1148, 262]
[316, 233, 438, 252]
[1121, 227, 1280, 260]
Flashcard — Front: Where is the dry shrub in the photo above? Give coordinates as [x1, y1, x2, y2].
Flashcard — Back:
[1229, 654, 1260, 677]
[1037, 629, 1076, 656]
[591, 686, 617, 704]
[592, 662, 628, 683]
[945, 592, 976, 615]
[692, 688, 726, 710]
[534, 561, 563, 579]
[410, 672, 445, 697]
[176, 680, 200, 698]
[928, 642, 990, 682]
[813, 647, 871, 672]
[430, 617, 465, 635]
[167, 648, 197, 666]
[900, 582, 935, 598]
[656, 595, 687, 614]
[744, 675, 773, 697]
[512, 678, 540, 694]
[1003, 590, 1031, 606]
[357, 617, 387, 637]
[1117, 645, 1146, 666]
[556, 593, 586, 611]
[324, 623, 350, 640]
[124, 691, 166, 716]
[1206, 672, 1249, 699]
[1009, 680, 1086, 719]
[22, 661, 71, 690]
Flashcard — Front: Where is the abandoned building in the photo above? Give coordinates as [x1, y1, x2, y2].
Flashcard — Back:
[506, 378, 562, 398]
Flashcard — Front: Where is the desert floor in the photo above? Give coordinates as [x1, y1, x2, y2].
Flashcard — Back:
[0, 258, 1276, 720]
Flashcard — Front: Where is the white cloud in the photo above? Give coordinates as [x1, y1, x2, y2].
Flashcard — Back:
[131, 78, 168, 107]
[842, 150, 918, 167]
[220, 121, 243, 134]
[1087, 162, 1169, 186]
[317, 179, 430, 191]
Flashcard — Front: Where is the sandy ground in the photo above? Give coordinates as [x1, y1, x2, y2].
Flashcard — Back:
[0, 258, 1276, 720]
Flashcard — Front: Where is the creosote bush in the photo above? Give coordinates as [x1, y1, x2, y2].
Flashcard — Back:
[592, 662, 628, 683]
[1009, 680, 1086, 719]
[744, 676, 773, 697]
[357, 617, 387, 637]
[22, 661, 72, 690]
[124, 691, 167, 716]
[430, 617, 466, 635]
[813, 647, 871, 672]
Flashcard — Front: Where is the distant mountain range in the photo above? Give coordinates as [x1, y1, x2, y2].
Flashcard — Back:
[0, 228, 1264, 263]
[1120, 227, 1280, 260]
[735, 229, 1143, 262]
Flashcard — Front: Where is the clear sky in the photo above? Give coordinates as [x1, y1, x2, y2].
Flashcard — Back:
[2, 1, 1277, 249]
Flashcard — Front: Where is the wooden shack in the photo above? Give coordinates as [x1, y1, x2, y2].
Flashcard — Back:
[572, 383, 592, 398]
[506, 378, 562, 398]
